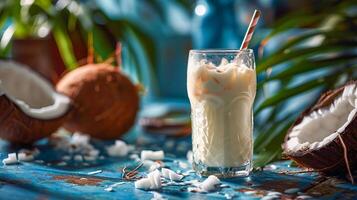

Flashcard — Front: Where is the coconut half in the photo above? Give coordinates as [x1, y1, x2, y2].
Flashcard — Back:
[283, 82, 357, 174]
[0, 61, 71, 144]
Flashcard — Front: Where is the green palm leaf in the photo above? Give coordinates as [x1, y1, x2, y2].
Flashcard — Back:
[254, 118, 295, 167]
[52, 25, 77, 70]
[262, 55, 357, 82]
[257, 42, 357, 73]
[256, 72, 340, 114]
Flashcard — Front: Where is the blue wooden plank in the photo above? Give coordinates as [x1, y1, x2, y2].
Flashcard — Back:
[0, 131, 356, 200]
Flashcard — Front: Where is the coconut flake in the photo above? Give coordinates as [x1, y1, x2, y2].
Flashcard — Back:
[244, 191, 256, 195]
[74, 155, 83, 162]
[161, 168, 176, 180]
[53, 131, 100, 159]
[135, 170, 162, 190]
[141, 150, 164, 161]
[2, 158, 17, 165]
[148, 170, 162, 189]
[89, 149, 100, 157]
[185, 175, 221, 192]
[104, 187, 114, 192]
[71, 132, 90, 145]
[142, 160, 163, 172]
[106, 140, 131, 157]
[19, 148, 39, 156]
[135, 178, 152, 190]
[8, 153, 17, 160]
[104, 182, 125, 192]
[84, 156, 96, 161]
[18, 152, 34, 162]
[261, 195, 280, 200]
[2, 153, 18, 165]
[296, 195, 312, 199]
[267, 191, 281, 196]
[199, 175, 221, 192]
[161, 168, 183, 181]
[2, 153, 19, 165]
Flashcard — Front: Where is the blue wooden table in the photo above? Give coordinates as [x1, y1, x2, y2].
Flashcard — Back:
[0, 127, 356, 200]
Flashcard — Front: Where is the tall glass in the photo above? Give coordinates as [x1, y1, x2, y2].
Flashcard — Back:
[187, 49, 256, 177]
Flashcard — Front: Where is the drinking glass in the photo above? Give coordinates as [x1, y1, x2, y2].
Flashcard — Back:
[187, 49, 256, 177]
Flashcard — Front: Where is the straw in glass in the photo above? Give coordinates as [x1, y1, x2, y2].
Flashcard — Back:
[240, 9, 261, 50]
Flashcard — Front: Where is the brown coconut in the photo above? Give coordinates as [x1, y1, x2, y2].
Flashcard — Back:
[0, 61, 71, 144]
[56, 63, 139, 139]
[283, 81, 357, 176]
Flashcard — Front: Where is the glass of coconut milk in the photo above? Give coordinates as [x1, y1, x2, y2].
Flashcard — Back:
[187, 49, 256, 177]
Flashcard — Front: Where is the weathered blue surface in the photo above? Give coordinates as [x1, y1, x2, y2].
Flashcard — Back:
[0, 129, 356, 200]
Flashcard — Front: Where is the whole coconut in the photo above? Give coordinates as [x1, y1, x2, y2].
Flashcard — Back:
[56, 64, 139, 139]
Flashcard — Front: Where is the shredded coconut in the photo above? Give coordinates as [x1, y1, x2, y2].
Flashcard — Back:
[106, 140, 131, 157]
[161, 168, 183, 181]
[18, 152, 34, 162]
[2, 153, 18, 165]
[141, 150, 164, 161]
[135, 170, 162, 190]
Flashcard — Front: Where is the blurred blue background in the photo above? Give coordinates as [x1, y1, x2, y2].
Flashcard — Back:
[95, 0, 288, 100]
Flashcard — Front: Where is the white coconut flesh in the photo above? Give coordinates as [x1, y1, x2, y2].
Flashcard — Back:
[0, 61, 70, 119]
[286, 84, 357, 153]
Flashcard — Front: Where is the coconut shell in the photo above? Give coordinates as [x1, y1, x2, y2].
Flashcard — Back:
[0, 94, 69, 144]
[56, 64, 139, 139]
[283, 81, 357, 175]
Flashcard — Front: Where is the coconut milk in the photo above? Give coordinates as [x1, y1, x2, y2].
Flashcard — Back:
[187, 58, 256, 169]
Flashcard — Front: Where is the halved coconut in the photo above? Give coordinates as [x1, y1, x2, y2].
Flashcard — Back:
[283, 82, 357, 175]
[0, 61, 71, 144]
